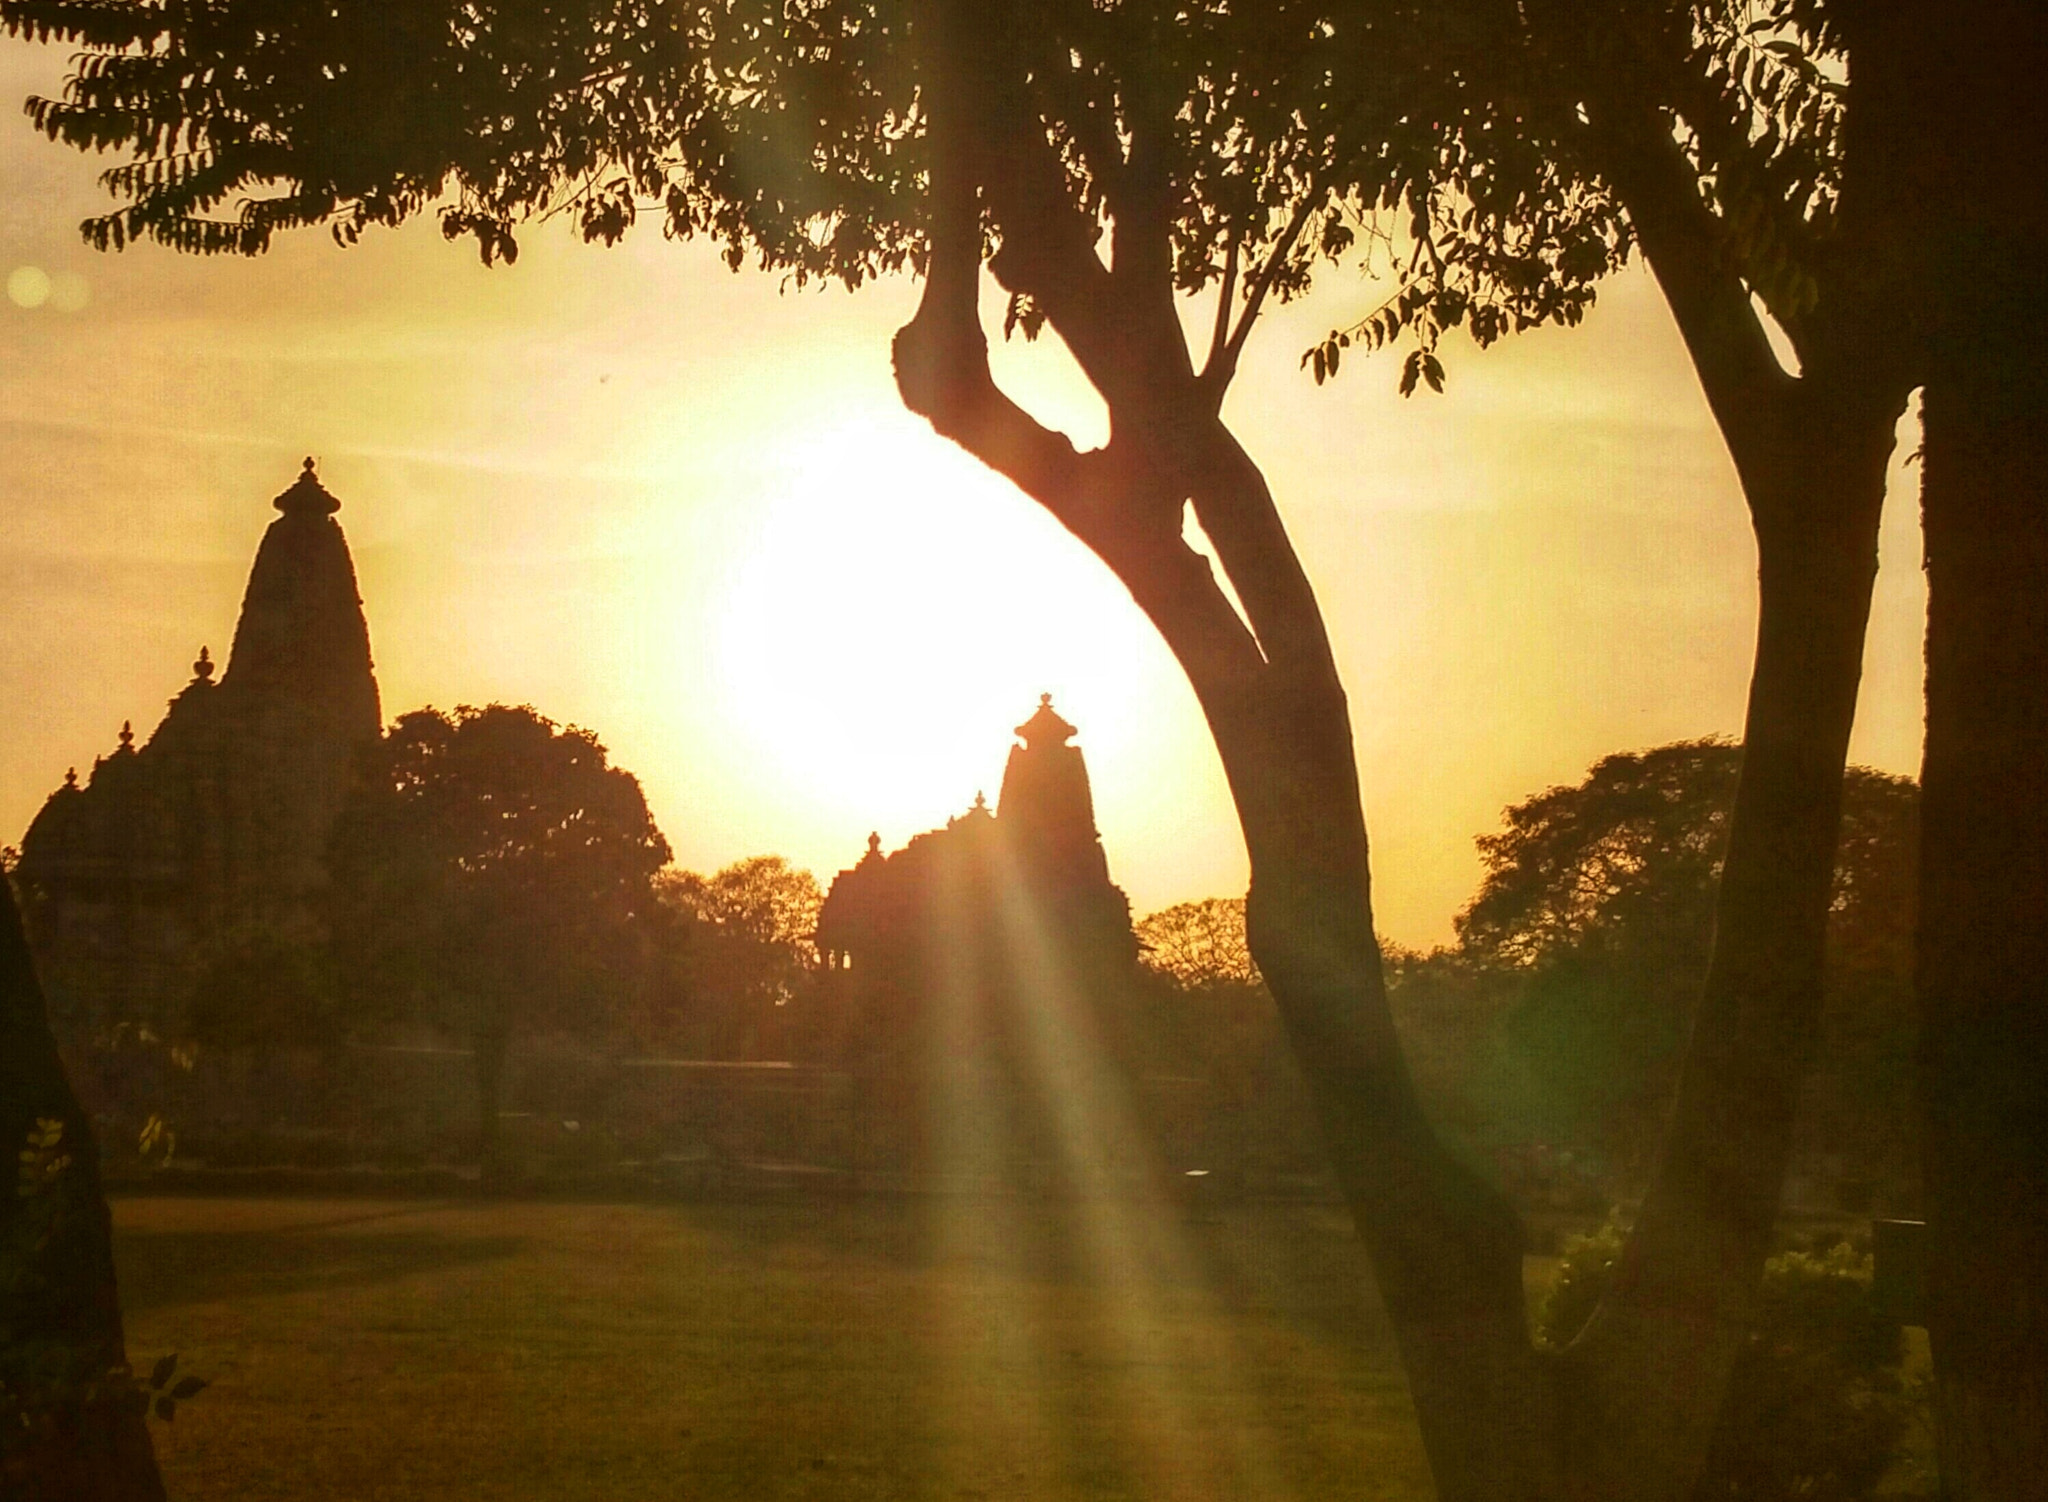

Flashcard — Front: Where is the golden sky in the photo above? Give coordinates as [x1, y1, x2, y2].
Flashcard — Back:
[0, 43, 1928, 946]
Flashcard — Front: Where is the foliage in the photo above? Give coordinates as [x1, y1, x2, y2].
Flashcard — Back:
[1457, 741, 1743, 971]
[1448, 742, 1916, 1177]
[1, 1120, 200, 1468]
[184, 929, 337, 1053]
[0, 0, 1632, 397]
[1127, 901, 1326, 1174]
[1538, 1221, 1918, 1502]
[326, 704, 671, 1056]
[1303, 0, 1860, 386]
[658, 857, 822, 981]
[651, 856, 822, 1057]
[1135, 897, 1258, 989]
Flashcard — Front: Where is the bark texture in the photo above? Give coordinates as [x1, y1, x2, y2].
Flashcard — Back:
[1918, 295, 2048, 1502]
[1890, 5, 2048, 1495]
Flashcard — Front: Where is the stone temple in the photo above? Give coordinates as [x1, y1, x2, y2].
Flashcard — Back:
[14, 460, 382, 1043]
[813, 696, 1142, 1171]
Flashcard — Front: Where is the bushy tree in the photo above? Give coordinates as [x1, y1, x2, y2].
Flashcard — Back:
[183, 930, 336, 1055]
[325, 704, 670, 1173]
[1540, 1223, 1918, 1502]
[1454, 742, 1916, 1185]
[1135, 897, 1259, 990]
[653, 856, 822, 1059]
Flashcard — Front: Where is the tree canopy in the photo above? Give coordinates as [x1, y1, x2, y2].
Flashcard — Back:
[325, 704, 670, 1161]
[0, 0, 1629, 388]
[1451, 740, 1917, 1178]
[653, 855, 822, 1058]
[1457, 740, 1915, 973]
[1134, 896, 1258, 990]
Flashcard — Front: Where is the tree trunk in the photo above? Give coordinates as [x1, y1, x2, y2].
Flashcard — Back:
[1917, 313, 2048, 1502]
[894, 22, 1910, 1492]
[1228, 686, 1563, 1502]
[1161, 427, 1567, 1502]
[0, 879, 166, 1502]
[1559, 375, 1902, 1501]
[1889, 3, 2048, 1489]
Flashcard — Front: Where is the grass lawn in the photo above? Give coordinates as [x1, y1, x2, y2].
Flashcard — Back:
[113, 1195, 1437, 1501]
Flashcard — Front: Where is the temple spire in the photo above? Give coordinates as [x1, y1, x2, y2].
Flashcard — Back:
[223, 458, 380, 740]
[273, 456, 341, 518]
[1014, 693, 1078, 749]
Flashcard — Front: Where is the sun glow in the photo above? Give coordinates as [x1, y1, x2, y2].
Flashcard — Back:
[697, 407, 1215, 861]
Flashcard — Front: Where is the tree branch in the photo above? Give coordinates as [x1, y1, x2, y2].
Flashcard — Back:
[1200, 191, 1318, 401]
[1203, 236, 1240, 381]
[894, 13, 1264, 694]
[1578, 89, 1800, 506]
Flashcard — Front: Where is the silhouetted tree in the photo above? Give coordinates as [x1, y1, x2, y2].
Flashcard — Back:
[1454, 742, 1916, 1186]
[1303, 8, 2047, 1484]
[325, 705, 670, 1175]
[184, 930, 336, 1055]
[1135, 897, 1259, 990]
[4, 0, 2035, 1494]
[654, 856, 822, 1059]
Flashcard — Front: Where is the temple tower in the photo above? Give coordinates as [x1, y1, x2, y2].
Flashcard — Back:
[215, 460, 382, 915]
[996, 694, 1111, 886]
[16, 460, 383, 1039]
[221, 459, 381, 733]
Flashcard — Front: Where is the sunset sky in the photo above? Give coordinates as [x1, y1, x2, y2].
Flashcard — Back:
[0, 41, 1929, 946]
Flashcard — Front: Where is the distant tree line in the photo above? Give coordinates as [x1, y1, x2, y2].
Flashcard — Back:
[1131, 741, 1917, 1208]
[158, 704, 823, 1176]
[157, 722, 1918, 1210]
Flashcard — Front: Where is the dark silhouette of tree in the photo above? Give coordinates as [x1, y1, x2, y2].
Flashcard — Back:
[325, 705, 670, 1176]
[1454, 741, 1917, 1187]
[0, 881, 164, 1502]
[1299, 7, 2044, 1485]
[2, 0, 2035, 1495]
[653, 856, 822, 1059]
[1135, 897, 1259, 990]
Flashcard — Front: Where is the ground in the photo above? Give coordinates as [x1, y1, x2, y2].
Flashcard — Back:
[113, 1195, 1439, 1501]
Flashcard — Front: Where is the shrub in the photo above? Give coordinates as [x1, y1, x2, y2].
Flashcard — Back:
[1538, 1223, 1917, 1500]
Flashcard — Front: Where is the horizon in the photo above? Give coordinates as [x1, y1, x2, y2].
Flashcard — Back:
[0, 40, 1930, 946]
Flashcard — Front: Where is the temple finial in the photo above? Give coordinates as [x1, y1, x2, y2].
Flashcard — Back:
[63, 767, 77, 789]
[117, 720, 134, 751]
[866, 831, 882, 857]
[192, 645, 214, 682]
[972, 790, 989, 813]
[1015, 694, 1078, 748]
[275, 457, 341, 516]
